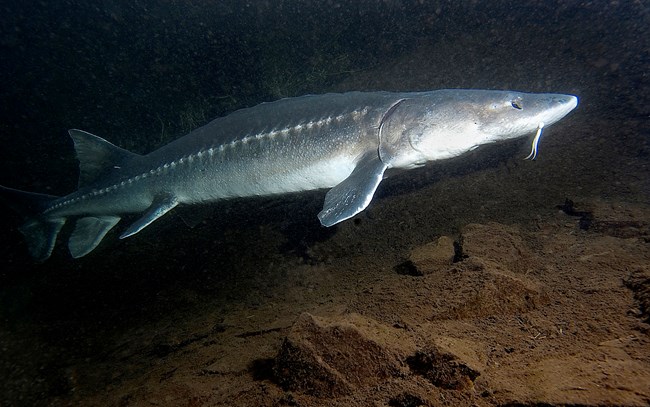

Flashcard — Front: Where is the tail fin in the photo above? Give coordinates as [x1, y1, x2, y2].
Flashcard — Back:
[0, 185, 66, 261]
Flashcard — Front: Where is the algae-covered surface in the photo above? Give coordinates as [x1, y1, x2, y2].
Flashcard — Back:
[0, 1, 648, 406]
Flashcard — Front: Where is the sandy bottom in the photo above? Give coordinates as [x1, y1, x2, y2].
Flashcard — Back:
[74, 201, 648, 406]
[4, 191, 643, 406]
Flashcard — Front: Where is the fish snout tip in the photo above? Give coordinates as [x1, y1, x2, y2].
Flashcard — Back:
[568, 94, 578, 106]
[549, 94, 578, 118]
[560, 94, 579, 110]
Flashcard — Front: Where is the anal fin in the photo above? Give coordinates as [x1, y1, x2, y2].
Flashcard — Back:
[318, 151, 387, 227]
[69, 216, 121, 258]
[120, 194, 178, 239]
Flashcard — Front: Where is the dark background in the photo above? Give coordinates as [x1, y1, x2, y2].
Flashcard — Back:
[0, 1, 648, 405]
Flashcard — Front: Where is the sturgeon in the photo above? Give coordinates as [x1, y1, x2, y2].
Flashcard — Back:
[0, 90, 578, 260]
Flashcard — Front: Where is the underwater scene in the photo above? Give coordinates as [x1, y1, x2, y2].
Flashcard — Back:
[0, 1, 648, 406]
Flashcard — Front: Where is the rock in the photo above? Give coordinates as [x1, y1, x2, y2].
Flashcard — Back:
[407, 235, 456, 275]
[446, 270, 548, 319]
[584, 200, 650, 239]
[429, 223, 548, 319]
[273, 313, 409, 397]
[459, 222, 532, 274]
[624, 265, 650, 323]
[406, 336, 484, 390]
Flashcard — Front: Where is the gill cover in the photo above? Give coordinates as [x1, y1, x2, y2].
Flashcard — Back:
[377, 98, 430, 169]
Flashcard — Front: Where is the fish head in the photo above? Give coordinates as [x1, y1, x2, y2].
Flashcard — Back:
[378, 89, 578, 168]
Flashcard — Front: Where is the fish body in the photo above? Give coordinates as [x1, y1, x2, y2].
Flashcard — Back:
[0, 90, 578, 260]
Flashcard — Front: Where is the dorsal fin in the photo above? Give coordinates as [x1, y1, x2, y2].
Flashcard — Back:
[68, 129, 141, 188]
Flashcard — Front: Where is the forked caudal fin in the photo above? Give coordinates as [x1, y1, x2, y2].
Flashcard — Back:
[0, 130, 139, 260]
[0, 182, 124, 260]
[0, 185, 65, 261]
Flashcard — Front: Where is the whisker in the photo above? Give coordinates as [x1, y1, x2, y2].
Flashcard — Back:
[524, 122, 545, 160]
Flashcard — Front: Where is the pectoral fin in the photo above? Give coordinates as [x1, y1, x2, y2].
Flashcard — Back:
[120, 194, 178, 239]
[318, 152, 387, 227]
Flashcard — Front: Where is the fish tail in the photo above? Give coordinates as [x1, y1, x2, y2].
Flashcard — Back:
[0, 185, 65, 261]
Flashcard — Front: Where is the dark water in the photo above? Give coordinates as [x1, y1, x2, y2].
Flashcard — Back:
[0, 1, 648, 405]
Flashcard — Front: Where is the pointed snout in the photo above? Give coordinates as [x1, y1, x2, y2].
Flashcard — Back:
[556, 94, 578, 111]
[540, 93, 579, 126]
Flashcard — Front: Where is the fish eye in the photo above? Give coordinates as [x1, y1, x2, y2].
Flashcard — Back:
[511, 98, 523, 110]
